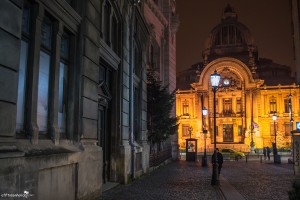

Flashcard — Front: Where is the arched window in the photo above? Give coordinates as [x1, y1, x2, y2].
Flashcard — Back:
[215, 26, 244, 46]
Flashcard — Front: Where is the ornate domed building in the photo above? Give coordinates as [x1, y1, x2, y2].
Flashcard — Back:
[176, 4, 299, 153]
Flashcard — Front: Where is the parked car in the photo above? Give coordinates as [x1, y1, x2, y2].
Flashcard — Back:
[220, 148, 245, 160]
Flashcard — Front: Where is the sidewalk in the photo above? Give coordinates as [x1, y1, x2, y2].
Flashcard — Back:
[99, 159, 295, 200]
[100, 161, 224, 200]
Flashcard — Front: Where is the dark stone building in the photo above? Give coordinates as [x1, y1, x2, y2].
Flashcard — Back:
[0, 0, 178, 199]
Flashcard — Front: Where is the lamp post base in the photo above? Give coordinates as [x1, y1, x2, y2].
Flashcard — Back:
[250, 141, 255, 154]
[211, 163, 219, 186]
[202, 151, 207, 167]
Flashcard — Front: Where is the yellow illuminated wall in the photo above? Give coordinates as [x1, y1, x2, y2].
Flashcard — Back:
[176, 59, 300, 153]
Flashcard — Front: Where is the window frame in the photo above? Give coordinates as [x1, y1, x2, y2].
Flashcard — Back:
[269, 96, 277, 114]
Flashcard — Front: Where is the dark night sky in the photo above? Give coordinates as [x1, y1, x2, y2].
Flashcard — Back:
[176, 0, 294, 73]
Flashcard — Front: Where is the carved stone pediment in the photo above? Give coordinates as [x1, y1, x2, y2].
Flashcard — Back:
[218, 67, 242, 92]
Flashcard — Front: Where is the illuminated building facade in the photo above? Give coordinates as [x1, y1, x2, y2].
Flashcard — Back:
[176, 4, 300, 152]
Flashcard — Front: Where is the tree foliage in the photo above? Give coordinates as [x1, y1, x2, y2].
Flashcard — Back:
[147, 69, 178, 144]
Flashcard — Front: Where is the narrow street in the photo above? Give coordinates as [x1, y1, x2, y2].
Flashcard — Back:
[100, 158, 295, 200]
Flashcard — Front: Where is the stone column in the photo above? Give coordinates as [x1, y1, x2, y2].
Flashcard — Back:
[49, 21, 63, 144]
[241, 88, 246, 130]
[26, 5, 44, 144]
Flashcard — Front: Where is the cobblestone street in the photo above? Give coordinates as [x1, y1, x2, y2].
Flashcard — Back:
[99, 158, 295, 200]
[221, 159, 294, 200]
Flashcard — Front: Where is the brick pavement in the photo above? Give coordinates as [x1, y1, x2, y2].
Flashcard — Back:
[98, 158, 295, 200]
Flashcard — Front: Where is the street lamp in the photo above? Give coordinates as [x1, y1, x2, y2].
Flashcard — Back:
[210, 69, 220, 186]
[272, 113, 278, 159]
[202, 107, 208, 167]
[288, 93, 294, 163]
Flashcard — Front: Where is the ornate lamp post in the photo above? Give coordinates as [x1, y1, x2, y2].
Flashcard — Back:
[210, 69, 220, 185]
[272, 113, 278, 161]
[250, 124, 255, 154]
[202, 107, 208, 167]
[289, 93, 294, 162]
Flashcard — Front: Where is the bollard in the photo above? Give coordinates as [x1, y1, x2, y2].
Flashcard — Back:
[260, 155, 262, 163]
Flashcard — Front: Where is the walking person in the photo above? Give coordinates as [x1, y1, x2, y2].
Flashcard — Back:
[266, 146, 271, 160]
[263, 147, 267, 160]
[212, 148, 224, 175]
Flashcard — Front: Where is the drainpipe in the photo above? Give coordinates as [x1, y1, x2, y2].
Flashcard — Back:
[129, 0, 139, 181]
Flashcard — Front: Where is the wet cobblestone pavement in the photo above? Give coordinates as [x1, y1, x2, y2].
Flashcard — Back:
[99, 159, 295, 200]
[221, 160, 294, 200]
[100, 161, 222, 200]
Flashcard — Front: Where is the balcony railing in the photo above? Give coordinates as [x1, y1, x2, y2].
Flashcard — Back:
[150, 147, 172, 167]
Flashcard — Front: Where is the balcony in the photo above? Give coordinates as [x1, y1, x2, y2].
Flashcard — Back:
[219, 110, 236, 117]
[180, 113, 190, 119]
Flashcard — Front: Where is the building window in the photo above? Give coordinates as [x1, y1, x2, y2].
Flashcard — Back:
[223, 124, 233, 142]
[284, 98, 289, 113]
[284, 123, 291, 136]
[21, 3, 30, 35]
[134, 44, 141, 77]
[16, 2, 31, 133]
[111, 16, 119, 54]
[270, 122, 277, 136]
[103, 2, 111, 44]
[17, 2, 78, 142]
[134, 86, 141, 141]
[238, 125, 242, 136]
[236, 28, 243, 43]
[58, 33, 70, 136]
[41, 16, 53, 50]
[182, 124, 190, 137]
[223, 98, 232, 115]
[37, 16, 53, 133]
[101, 1, 120, 54]
[183, 100, 189, 115]
[236, 98, 241, 113]
[270, 96, 277, 113]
